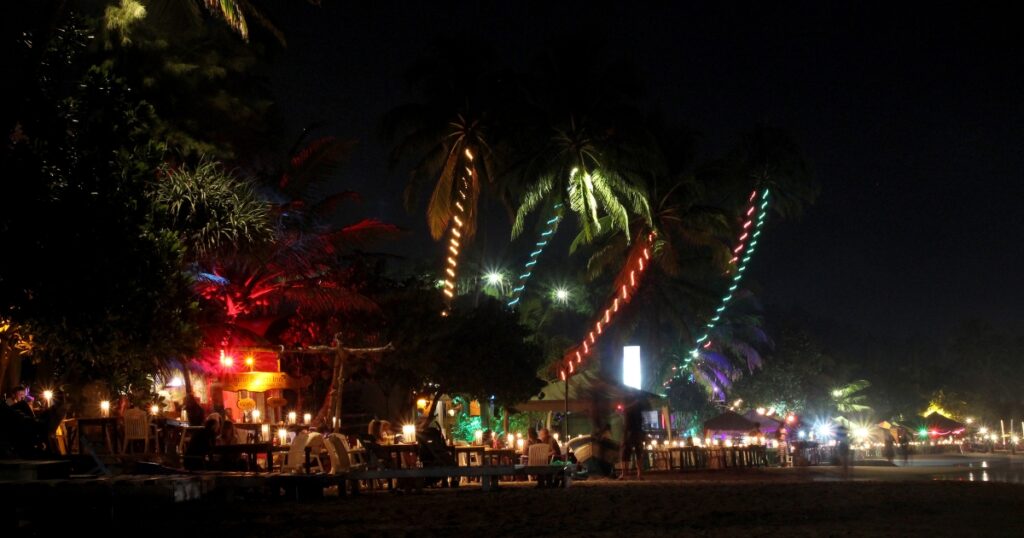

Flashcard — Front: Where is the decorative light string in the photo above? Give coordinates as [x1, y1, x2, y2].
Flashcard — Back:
[664, 188, 770, 388]
[441, 149, 474, 309]
[558, 231, 657, 381]
[507, 204, 563, 307]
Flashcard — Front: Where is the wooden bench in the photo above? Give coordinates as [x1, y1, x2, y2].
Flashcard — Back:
[346, 463, 575, 493]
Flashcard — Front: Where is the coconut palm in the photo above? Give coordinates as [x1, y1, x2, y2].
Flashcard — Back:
[503, 48, 656, 305]
[384, 40, 512, 301]
[831, 379, 873, 414]
[509, 50, 657, 244]
[704, 125, 818, 220]
[384, 40, 509, 241]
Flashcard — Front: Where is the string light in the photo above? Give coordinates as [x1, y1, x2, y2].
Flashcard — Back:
[441, 150, 474, 308]
[508, 205, 563, 307]
[559, 232, 657, 380]
[663, 189, 770, 388]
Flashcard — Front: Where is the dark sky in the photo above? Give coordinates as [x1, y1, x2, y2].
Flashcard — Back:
[267, 2, 1024, 341]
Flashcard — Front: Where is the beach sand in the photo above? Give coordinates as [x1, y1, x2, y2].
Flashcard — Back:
[130, 467, 1024, 537]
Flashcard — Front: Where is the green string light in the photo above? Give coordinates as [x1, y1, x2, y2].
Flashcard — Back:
[666, 188, 771, 388]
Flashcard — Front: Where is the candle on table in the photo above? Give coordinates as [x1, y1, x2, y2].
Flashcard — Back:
[303, 413, 312, 425]
[150, 404, 159, 416]
[261, 424, 270, 441]
[288, 411, 297, 425]
[278, 428, 288, 446]
[252, 409, 261, 423]
[42, 390, 53, 408]
[100, 400, 110, 418]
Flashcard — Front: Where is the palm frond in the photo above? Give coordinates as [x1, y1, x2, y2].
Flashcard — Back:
[280, 137, 356, 196]
[426, 147, 459, 240]
[511, 174, 555, 238]
[204, 0, 248, 41]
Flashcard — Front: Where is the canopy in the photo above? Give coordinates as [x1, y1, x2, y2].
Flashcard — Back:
[512, 370, 667, 413]
[742, 410, 784, 434]
[704, 411, 758, 433]
[924, 412, 966, 435]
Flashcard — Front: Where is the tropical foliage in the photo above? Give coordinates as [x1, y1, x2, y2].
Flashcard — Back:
[0, 18, 200, 395]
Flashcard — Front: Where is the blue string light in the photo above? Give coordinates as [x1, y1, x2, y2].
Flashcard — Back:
[507, 204, 563, 307]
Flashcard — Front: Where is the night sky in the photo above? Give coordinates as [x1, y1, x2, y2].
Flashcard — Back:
[267, 2, 1023, 342]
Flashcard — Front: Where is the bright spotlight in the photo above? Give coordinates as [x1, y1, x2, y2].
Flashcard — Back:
[853, 427, 870, 440]
[484, 271, 504, 286]
[554, 288, 570, 303]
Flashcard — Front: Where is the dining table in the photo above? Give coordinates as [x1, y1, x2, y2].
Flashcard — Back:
[73, 416, 120, 455]
[211, 442, 288, 472]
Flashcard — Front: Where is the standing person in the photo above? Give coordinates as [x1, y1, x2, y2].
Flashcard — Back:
[835, 423, 851, 478]
[182, 392, 205, 426]
[898, 430, 910, 465]
[618, 397, 647, 479]
[883, 432, 896, 463]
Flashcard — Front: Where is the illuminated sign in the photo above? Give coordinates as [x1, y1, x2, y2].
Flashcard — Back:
[623, 345, 641, 390]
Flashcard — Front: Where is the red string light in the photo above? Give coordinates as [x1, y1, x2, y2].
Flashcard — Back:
[560, 231, 657, 379]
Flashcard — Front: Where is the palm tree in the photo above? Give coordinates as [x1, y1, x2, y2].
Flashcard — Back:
[505, 48, 657, 304]
[832, 380, 873, 414]
[148, 0, 299, 46]
[577, 126, 781, 396]
[384, 40, 509, 301]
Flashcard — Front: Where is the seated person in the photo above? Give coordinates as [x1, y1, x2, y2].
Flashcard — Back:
[6, 385, 35, 418]
[214, 420, 246, 470]
[536, 428, 563, 487]
[183, 417, 220, 471]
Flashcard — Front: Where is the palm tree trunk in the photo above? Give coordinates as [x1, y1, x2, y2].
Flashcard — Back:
[507, 203, 563, 307]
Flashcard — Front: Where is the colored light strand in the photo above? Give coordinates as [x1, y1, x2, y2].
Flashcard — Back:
[558, 231, 657, 381]
[663, 188, 770, 388]
[507, 204, 563, 307]
[441, 149, 474, 309]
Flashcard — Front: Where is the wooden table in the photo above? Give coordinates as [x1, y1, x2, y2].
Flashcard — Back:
[454, 445, 485, 466]
[483, 448, 515, 466]
[211, 442, 285, 472]
[161, 420, 205, 454]
[377, 443, 420, 469]
[74, 417, 120, 454]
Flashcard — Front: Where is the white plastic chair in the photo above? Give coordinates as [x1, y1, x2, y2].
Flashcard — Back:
[528, 443, 554, 466]
[283, 431, 325, 474]
[326, 434, 366, 474]
[122, 408, 157, 453]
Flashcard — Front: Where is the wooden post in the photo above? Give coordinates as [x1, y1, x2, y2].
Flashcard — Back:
[563, 376, 569, 440]
[663, 405, 672, 440]
[332, 348, 345, 433]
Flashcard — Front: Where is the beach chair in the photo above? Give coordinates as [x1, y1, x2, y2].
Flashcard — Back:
[282, 431, 325, 474]
[326, 433, 365, 474]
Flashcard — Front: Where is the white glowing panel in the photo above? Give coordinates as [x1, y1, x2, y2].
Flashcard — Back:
[623, 345, 642, 390]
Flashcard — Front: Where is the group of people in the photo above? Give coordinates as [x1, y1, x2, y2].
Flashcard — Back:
[1, 384, 65, 458]
[182, 409, 244, 470]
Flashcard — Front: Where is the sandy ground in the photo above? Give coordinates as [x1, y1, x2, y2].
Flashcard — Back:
[127, 464, 1024, 538]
